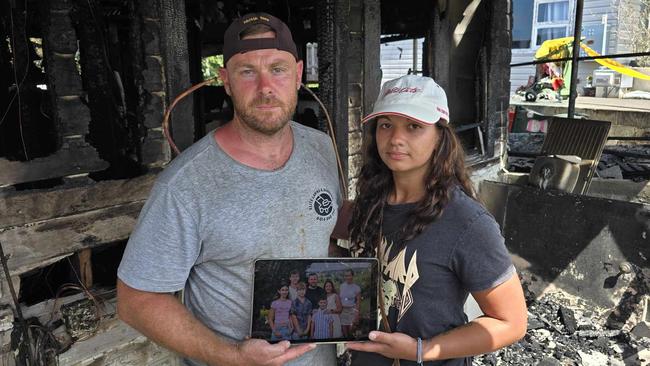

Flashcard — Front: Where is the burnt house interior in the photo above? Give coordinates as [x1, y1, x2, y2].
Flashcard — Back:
[0, 0, 648, 364]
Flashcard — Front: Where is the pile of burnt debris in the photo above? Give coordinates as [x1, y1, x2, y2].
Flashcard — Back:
[473, 278, 650, 366]
[508, 133, 650, 181]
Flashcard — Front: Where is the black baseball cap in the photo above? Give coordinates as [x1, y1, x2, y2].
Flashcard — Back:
[223, 12, 299, 65]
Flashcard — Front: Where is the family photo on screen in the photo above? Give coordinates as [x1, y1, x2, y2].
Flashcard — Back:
[251, 259, 378, 343]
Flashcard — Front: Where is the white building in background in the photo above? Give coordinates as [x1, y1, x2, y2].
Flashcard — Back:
[510, 0, 644, 95]
[379, 37, 424, 86]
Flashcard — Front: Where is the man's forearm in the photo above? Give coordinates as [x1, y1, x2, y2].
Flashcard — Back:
[117, 280, 239, 366]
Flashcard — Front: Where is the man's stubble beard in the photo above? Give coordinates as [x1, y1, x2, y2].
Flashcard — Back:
[234, 92, 298, 136]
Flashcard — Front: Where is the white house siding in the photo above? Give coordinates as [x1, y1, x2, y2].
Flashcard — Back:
[511, 50, 537, 94]
[509, 0, 642, 96]
[379, 38, 424, 87]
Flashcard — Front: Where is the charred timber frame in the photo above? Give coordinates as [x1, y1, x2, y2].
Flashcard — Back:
[317, 0, 350, 182]
[0, 0, 108, 186]
[424, 0, 510, 159]
[159, 0, 194, 150]
[346, 0, 381, 195]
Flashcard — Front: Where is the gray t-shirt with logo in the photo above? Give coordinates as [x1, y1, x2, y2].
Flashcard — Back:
[118, 122, 341, 366]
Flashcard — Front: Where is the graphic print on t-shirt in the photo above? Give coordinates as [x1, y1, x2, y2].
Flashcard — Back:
[309, 188, 335, 221]
[379, 237, 420, 323]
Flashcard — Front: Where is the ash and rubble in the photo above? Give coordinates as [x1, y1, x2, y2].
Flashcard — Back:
[473, 278, 650, 366]
[507, 133, 650, 182]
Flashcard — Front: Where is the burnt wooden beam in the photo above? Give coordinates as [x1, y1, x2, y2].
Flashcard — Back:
[70, 0, 133, 172]
[127, 1, 147, 165]
[346, 0, 380, 194]
[362, 0, 381, 118]
[0, 201, 144, 275]
[42, 0, 92, 158]
[158, 0, 194, 150]
[5, 2, 38, 160]
[139, 1, 170, 167]
[186, 0, 205, 138]
[424, 3, 451, 89]
[0, 173, 156, 228]
[0, 5, 11, 156]
[317, 0, 349, 182]
[0, 138, 108, 186]
[485, 0, 510, 157]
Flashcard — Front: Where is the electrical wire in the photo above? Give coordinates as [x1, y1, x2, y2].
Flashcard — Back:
[162, 78, 216, 156]
[299, 83, 349, 199]
[161, 78, 349, 199]
[3, 0, 30, 160]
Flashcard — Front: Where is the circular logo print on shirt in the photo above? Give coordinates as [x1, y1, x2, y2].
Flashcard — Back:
[309, 188, 335, 221]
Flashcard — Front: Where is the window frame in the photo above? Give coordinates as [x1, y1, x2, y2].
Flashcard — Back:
[533, 0, 571, 47]
[512, 0, 574, 51]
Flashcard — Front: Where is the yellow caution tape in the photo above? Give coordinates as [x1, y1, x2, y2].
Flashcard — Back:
[534, 37, 650, 81]
[579, 43, 650, 81]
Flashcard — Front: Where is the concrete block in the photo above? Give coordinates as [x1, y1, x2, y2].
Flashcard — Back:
[142, 136, 170, 165]
[348, 177, 358, 199]
[348, 107, 361, 133]
[348, 83, 362, 108]
[57, 96, 91, 135]
[349, 130, 362, 156]
[143, 92, 165, 129]
[143, 56, 165, 92]
[348, 153, 362, 179]
[48, 10, 78, 53]
[49, 56, 84, 96]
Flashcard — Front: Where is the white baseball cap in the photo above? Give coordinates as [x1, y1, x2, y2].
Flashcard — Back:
[361, 75, 449, 125]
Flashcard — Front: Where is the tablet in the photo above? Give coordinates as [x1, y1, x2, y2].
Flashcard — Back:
[250, 258, 379, 344]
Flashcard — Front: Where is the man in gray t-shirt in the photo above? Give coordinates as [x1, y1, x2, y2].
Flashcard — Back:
[117, 12, 340, 366]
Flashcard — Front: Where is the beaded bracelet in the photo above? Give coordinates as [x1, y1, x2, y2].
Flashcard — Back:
[417, 337, 423, 365]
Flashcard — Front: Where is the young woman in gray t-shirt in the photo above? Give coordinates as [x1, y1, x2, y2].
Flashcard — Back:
[346, 75, 528, 366]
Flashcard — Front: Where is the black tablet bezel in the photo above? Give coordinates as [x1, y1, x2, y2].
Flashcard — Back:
[250, 257, 379, 344]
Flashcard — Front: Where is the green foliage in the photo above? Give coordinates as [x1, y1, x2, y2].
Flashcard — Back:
[201, 55, 224, 84]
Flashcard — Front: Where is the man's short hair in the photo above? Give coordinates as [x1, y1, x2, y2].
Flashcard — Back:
[223, 12, 298, 65]
[290, 269, 300, 276]
[345, 269, 354, 276]
[296, 282, 306, 290]
[308, 273, 318, 279]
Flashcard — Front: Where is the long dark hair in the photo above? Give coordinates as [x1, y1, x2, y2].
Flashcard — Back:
[349, 119, 476, 255]
[324, 280, 337, 294]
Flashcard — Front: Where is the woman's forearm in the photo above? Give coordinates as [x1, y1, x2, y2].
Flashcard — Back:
[423, 316, 526, 361]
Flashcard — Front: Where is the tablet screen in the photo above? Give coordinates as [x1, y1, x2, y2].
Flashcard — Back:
[251, 258, 379, 344]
